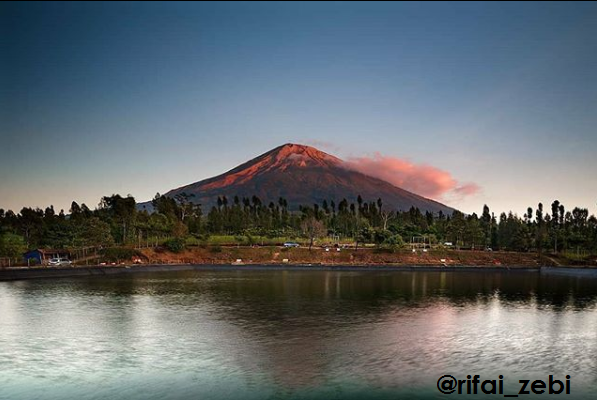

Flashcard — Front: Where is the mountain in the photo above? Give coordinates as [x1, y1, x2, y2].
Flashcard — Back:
[140, 143, 454, 214]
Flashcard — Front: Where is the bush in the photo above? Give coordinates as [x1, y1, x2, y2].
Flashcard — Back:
[373, 235, 405, 253]
[164, 238, 186, 253]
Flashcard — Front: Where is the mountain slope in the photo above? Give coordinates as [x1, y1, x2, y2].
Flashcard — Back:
[141, 143, 454, 214]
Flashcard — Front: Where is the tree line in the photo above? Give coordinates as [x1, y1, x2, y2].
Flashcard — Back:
[1, 193, 596, 259]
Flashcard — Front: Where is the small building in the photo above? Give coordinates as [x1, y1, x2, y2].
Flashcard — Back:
[23, 249, 71, 265]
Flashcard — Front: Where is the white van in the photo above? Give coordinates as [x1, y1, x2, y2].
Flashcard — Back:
[48, 258, 73, 267]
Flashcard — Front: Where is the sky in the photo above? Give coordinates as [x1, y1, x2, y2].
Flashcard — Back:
[1, 1, 597, 216]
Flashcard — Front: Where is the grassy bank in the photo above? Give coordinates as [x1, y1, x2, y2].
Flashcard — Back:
[136, 246, 556, 267]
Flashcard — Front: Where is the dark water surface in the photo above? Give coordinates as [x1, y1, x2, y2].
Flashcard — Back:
[1, 269, 597, 399]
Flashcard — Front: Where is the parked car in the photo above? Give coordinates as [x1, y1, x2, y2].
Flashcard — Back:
[283, 242, 300, 248]
[48, 258, 73, 266]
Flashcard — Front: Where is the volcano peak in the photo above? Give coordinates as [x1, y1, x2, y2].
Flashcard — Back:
[268, 143, 342, 169]
[144, 144, 454, 214]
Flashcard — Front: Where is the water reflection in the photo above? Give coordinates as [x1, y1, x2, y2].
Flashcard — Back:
[1, 270, 597, 399]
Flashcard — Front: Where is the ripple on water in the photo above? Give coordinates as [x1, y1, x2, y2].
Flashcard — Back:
[1, 270, 597, 399]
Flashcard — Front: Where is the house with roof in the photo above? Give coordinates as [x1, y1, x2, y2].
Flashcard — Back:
[23, 249, 71, 265]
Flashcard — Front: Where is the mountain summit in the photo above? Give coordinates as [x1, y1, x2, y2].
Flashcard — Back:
[143, 143, 454, 214]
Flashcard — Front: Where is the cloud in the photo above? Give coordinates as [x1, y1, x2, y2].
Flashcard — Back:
[344, 152, 480, 200]
[453, 183, 481, 197]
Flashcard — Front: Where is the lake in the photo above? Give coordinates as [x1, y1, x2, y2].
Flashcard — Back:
[1, 269, 597, 399]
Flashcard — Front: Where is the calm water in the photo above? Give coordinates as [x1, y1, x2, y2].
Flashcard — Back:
[1, 269, 597, 399]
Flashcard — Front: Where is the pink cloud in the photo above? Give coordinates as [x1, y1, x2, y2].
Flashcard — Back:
[453, 183, 481, 196]
[344, 153, 480, 200]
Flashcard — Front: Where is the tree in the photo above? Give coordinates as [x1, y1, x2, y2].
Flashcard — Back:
[149, 212, 171, 241]
[384, 234, 404, 251]
[490, 213, 498, 249]
[551, 200, 560, 253]
[380, 209, 394, 231]
[481, 205, 491, 247]
[70, 201, 82, 219]
[73, 217, 114, 247]
[373, 229, 392, 247]
[0, 233, 27, 258]
[171, 221, 189, 238]
[355, 226, 372, 251]
[18, 207, 44, 247]
[525, 207, 533, 225]
[465, 214, 484, 250]
[174, 192, 198, 221]
[100, 194, 137, 243]
[447, 211, 466, 249]
[536, 203, 544, 254]
[301, 217, 326, 250]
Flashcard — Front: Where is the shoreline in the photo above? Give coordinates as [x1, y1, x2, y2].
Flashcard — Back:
[1, 263, 596, 282]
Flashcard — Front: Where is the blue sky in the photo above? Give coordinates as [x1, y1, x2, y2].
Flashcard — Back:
[1, 1, 596, 215]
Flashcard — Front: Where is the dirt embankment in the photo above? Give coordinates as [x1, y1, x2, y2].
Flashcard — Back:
[138, 246, 550, 267]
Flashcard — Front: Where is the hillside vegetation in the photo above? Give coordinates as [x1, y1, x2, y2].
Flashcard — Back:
[2, 192, 595, 267]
